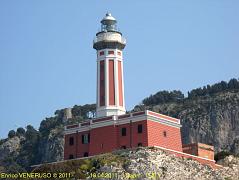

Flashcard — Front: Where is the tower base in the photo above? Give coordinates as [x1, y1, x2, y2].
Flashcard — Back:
[96, 106, 126, 118]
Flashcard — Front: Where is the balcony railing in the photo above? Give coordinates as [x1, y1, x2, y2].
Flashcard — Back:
[93, 33, 126, 45]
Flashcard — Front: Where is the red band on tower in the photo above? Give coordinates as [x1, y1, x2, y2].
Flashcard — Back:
[109, 60, 115, 105]
[100, 61, 105, 106]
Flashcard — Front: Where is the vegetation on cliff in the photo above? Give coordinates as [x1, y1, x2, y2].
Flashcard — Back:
[140, 78, 239, 107]
[0, 78, 239, 173]
[134, 78, 239, 155]
[0, 104, 95, 173]
[32, 147, 239, 180]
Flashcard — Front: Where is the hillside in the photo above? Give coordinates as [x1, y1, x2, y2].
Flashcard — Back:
[0, 78, 239, 173]
[32, 147, 239, 180]
[134, 79, 239, 154]
[0, 104, 96, 172]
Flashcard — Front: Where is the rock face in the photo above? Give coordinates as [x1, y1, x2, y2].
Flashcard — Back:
[117, 148, 239, 180]
[37, 127, 64, 163]
[33, 147, 239, 180]
[146, 91, 239, 154]
[0, 136, 21, 162]
[1, 90, 239, 172]
[0, 127, 64, 171]
[180, 92, 239, 154]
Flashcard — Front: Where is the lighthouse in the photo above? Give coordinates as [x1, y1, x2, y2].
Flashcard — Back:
[93, 13, 126, 118]
[64, 14, 216, 168]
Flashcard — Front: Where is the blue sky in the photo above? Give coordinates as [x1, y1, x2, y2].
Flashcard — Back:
[0, 1, 239, 138]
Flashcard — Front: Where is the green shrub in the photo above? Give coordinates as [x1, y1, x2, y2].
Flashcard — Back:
[16, 127, 25, 136]
[8, 130, 16, 138]
[214, 151, 232, 161]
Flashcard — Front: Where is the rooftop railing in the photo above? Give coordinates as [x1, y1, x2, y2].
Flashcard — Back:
[65, 110, 180, 130]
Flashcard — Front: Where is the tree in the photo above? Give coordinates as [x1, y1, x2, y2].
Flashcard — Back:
[17, 125, 40, 170]
[8, 130, 16, 138]
[228, 78, 239, 89]
[220, 81, 228, 90]
[39, 117, 59, 136]
[188, 78, 239, 99]
[25, 125, 39, 143]
[16, 127, 25, 136]
[72, 104, 96, 119]
[142, 90, 184, 106]
[214, 151, 232, 161]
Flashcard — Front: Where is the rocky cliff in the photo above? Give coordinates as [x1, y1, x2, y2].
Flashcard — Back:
[135, 90, 239, 154]
[181, 91, 239, 154]
[0, 136, 22, 162]
[33, 147, 239, 180]
[0, 105, 94, 172]
[37, 127, 64, 163]
[1, 81, 239, 172]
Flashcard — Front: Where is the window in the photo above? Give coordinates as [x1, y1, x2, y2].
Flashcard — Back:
[138, 124, 143, 133]
[82, 134, 90, 144]
[121, 146, 126, 149]
[84, 152, 89, 157]
[163, 131, 167, 137]
[69, 154, 74, 159]
[100, 51, 104, 56]
[121, 128, 126, 136]
[69, 137, 74, 146]
[108, 50, 114, 55]
[138, 143, 142, 147]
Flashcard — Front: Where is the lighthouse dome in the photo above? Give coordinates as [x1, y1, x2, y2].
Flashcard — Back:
[101, 13, 117, 25]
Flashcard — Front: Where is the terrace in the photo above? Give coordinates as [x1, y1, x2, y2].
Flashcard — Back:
[64, 110, 181, 134]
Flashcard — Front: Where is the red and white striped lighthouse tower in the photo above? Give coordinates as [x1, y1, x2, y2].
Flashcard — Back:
[93, 13, 126, 118]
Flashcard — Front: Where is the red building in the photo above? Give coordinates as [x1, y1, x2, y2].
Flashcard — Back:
[64, 13, 217, 168]
[64, 110, 182, 159]
[182, 143, 214, 160]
